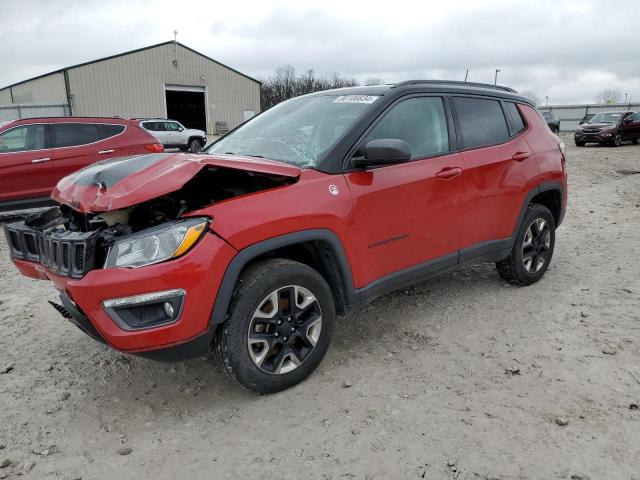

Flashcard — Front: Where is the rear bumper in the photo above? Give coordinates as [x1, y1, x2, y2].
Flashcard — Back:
[12, 232, 237, 354]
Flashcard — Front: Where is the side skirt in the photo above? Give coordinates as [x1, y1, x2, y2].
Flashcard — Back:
[346, 239, 513, 313]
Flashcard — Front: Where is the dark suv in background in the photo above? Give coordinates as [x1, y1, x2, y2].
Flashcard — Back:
[574, 111, 640, 146]
[0, 117, 163, 211]
[542, 111, 560, 134]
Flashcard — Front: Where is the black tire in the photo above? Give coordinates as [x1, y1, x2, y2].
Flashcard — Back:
[188, 138, 203, 153]
[610, 132, 622, 147]
[214, 258, 335, 394]
[632, 139, 639, 145]
[496, 204, 556, 286]
[575, 140, 585, 147]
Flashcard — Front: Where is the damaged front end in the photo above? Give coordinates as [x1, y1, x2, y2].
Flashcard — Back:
[4, 152, 300, 280]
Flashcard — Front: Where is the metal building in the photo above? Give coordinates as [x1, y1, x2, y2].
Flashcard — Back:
[0, 41, 261, 135]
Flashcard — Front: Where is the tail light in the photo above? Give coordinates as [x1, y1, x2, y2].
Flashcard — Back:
[144, 143, 164, 153]
[558, 141, 567, 170]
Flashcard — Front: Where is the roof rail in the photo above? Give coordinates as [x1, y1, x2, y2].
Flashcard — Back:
[392, 80, 517, 93]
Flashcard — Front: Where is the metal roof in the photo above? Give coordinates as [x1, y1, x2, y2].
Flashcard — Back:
[0, 41, 261, 91]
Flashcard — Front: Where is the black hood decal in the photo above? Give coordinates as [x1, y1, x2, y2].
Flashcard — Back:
[66, 154, 167, 188]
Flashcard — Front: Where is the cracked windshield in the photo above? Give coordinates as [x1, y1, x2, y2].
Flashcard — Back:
[206, 94, 379, 168]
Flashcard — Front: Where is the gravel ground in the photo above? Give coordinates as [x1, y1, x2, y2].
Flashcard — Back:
[0, 137, 639, 479]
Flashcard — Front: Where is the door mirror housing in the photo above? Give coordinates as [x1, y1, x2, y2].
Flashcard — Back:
[352, 139, 412, 168]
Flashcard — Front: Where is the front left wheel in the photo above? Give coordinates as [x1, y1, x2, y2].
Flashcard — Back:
[214, 259, 336, 394]
[611, 132, 622, 147]
[188, 138, 203, 153]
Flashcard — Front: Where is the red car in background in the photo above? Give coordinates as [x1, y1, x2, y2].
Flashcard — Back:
[0, 117, 163, 211]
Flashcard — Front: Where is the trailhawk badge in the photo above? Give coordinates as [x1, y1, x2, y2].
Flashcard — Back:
[328, 184, 339, 196]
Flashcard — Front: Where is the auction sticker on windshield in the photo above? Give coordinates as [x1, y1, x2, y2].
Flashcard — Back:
[333, 95, 379, 104]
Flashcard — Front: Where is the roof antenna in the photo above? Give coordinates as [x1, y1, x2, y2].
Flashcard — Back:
[174, 30, 178, 43]
[464, 69, 469, 82]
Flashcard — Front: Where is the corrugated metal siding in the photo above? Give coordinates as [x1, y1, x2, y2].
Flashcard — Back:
[0, 104, 70, 121]
[0, 72, 67, 104]
[68, 43, 260, 134]
[539, 103, 640, 132]
[0, 89, 11, 104]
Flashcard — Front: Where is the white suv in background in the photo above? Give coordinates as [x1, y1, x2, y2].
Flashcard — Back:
[138, 119, 207, 152]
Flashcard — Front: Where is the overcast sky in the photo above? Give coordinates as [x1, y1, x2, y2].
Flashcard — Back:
[3, 0, 639, 104]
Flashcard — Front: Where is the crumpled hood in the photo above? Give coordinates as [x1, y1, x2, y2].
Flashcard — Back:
[52, 153, 301, 213]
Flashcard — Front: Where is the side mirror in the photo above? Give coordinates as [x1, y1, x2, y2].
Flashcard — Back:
[178, 127, 184, 132]
[352, 139, 412, 168]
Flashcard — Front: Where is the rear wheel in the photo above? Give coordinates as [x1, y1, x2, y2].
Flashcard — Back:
[214, 259, 335, 394]
[632, 139, 639, 145]
[496, 204, 556, 286]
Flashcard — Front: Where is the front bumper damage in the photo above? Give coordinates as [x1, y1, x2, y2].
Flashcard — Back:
[4, 216, 237, 359]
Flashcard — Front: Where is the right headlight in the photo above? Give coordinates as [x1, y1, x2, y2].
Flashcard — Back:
[104, 217, 209, 268]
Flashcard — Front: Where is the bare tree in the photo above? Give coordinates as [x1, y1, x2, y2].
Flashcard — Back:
[595, 89, 621, 105]
[520, 91, 541, 105]
[363, 77, 385, 86]
[260, 65, 359, 110]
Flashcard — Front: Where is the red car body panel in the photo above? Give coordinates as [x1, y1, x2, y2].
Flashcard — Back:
[344, 153, 466, 286]
[52, 153, 301, 212]
[0, 148, 54, 202]
[0, 117, 161, 206]
[4, 94, 568, 356]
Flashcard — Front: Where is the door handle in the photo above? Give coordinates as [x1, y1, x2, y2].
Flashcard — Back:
[98, 149, 115, 154]
[435, 167, 463, 179]
[512, 151, 530, 162]
[31, 157, 51, 164]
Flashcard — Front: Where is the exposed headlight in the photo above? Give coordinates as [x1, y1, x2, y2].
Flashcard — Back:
[104, 218, 209, 268]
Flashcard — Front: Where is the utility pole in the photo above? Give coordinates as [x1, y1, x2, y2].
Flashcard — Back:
[464, 69, 469, 82]
[546, 96, 549, 107]
[625, 92, 628, 104]
[494, 69, 501, 85]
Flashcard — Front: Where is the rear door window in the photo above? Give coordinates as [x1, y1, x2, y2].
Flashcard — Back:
[97, 124, 125, 139]
[50, 123, 101, 148]
[453, 97, 510, 149]
[364, 96, 450, 159]
[0, 125, 46, 153]
[505, 102, 527, 135]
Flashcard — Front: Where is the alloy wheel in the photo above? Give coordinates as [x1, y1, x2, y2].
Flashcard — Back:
[247, 285, 322, 374]
[521, 218, 551, 273]
[614, 133, 622, 147]
[191, 140, 202, 152]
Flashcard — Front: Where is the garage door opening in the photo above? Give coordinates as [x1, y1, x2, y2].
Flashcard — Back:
[165, 89, 206, 132]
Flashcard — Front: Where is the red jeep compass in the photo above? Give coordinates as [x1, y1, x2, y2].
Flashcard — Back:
[4, 81, 567, 393]
[0, 117, 163, 211]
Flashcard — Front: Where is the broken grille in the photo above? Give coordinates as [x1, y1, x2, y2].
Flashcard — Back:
[3, 221, 98, 279]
